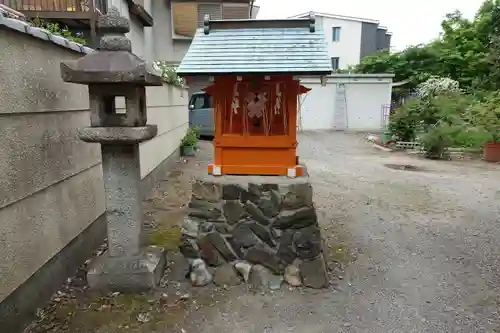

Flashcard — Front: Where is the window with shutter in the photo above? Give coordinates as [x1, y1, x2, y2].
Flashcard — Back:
[172, 2, 198, 38]
[222, 3, 249, 19]
[197, 3, 222, 27]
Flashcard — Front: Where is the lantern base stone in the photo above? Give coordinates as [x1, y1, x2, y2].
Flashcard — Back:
[179, 173, 329, 289]
[87, 246, 166, 292]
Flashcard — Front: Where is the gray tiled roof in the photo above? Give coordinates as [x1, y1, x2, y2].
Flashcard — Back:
[177, 18, 332, 76]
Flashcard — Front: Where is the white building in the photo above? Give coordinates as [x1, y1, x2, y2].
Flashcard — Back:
[290, 12, 392, 70]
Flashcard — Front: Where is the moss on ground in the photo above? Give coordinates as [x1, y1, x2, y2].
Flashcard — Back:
[148, 225, 182, 251]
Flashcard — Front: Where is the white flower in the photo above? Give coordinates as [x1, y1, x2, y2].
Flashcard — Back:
[416, 76, 461, 99]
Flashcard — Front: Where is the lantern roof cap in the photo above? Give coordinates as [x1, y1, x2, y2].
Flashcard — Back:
[177, 13, 332, 77]
[60, 6, 162, 86]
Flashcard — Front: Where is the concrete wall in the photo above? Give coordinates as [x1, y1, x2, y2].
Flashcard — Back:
[152, 0, 191, 64]
[0, 18, 187, 332]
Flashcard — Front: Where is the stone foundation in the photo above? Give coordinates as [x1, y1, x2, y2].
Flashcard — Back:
[179, 174, 329, 289]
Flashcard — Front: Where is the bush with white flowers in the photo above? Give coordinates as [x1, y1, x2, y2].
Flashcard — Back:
[416, 76, 461, 99]
[153, 60, 185, 88]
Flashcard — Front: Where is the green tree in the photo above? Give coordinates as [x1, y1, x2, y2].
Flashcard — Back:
[353, 0, 500, 92]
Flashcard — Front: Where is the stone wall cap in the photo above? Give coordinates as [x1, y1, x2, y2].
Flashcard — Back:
[61, 51, 163, 86]
[77, 125, 158, 144]
[0, 6, 94, 54]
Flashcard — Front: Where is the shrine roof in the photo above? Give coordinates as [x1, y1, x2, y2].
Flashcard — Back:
[177, 14, 332, 76]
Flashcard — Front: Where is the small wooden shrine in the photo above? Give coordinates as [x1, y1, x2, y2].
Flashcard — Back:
[177, 14, 331, 177]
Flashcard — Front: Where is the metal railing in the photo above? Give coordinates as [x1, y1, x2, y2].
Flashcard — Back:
[1, 0, 106, 14]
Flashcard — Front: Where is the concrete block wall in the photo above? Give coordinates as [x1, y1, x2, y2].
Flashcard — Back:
[0, 15, 188, 332]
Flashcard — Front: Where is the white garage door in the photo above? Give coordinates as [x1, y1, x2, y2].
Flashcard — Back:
[298, 83, 335, 131]
[345, 83, 390, 131]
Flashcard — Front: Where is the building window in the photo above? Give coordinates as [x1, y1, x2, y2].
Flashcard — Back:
[331, 57, 340, 70]
[171, 2, 249, 39]
[332, 27, 341, 41]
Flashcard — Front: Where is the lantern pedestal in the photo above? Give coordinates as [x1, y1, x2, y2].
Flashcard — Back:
[179, 173, 329, 289]
[60, 7, 166, 291]
[87, 246, 166, 291]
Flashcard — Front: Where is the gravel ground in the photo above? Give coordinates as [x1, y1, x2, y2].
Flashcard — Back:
[26, 131, 500, 333]
[179, 131, 500, 333]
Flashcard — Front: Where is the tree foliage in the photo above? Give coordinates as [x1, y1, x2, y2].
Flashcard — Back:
[353, 0, 500, 91]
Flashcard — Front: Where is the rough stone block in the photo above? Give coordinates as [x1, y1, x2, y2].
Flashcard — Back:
[222, 200, 246, 224]
[280, 183, 313, 209]
[192, 180, 221, 202]
[293, 225, 322, 259]
[244, 244, 285, 274]
[245, 201, 271, 225]
[87, 246, 166, 291]
[222, 184, 246, 200]
[273, 206, 317, 229]
[232, 222, 262, 249]
[300, 254, 329, 289]
[197, 234, 225, 266]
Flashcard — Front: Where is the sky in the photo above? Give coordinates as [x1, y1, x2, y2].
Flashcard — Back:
[255, 0, 485, 51]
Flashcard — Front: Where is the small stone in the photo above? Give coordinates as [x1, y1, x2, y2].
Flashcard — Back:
[234, 261, 252, 283]
[277, 230, 296, 264]
[223, 200, 246, 225]
[190, 259, 213, 286]
[181, 216, 201, 238]
[213, 263, 242, 286]
[197, 236, 225, 266]
[284, 259, 302, 287]
[232, 222, 262, 249]
[248, 264, 273, 291]
[192, 180, 221, 203]
[244, 244, 285, 274]
[273, 207, 317, 229]
[268, 275, 283, 291]
[207, 232, 238, 262]
[245, 201, 271, 225]
[280, 183, 313, 209]
[179, 235, 200, 258]
[300, 254, 329, 289]
[293, 225, 322, 259]
[247, 221, 275, 248]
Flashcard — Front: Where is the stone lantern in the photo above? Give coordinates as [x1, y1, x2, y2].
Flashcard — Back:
[60, 7, 165, 291]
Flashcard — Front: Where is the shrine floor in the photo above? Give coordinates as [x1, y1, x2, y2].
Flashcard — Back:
[26, 131, 500, 333]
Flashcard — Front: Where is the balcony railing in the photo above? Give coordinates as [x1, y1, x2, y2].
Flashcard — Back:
[0, 0, 107, 18]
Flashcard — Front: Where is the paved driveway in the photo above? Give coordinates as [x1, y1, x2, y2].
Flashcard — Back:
[183, 131, 500, 333]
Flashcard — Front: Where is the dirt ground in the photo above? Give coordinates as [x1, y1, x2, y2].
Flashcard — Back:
[26, 131, 500, 333]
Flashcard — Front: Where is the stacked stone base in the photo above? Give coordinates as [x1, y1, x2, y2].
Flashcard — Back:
[179, 174, 329, 289]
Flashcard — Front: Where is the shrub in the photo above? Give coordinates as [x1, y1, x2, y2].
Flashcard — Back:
[30, 18, 87, 45]
[416, 76, 461, 99]
[153, 61, 185, 88]
[388, 99, 423, 141]
[181, 127, 200, 147]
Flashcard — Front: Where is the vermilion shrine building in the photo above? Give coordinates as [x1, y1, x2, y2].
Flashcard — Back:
[177, 14, 332, 177]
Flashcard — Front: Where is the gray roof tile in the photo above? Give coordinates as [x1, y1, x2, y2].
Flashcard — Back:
[177, 18, 332, 76]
